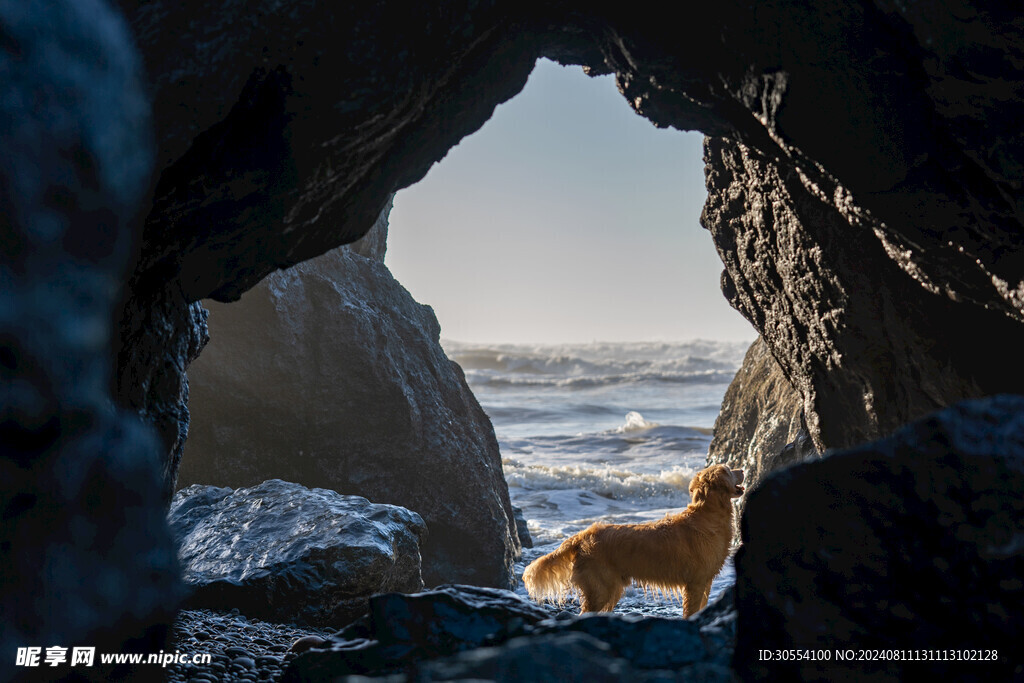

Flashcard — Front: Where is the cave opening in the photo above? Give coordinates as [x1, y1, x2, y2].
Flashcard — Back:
[383, 57, 756, 613]
[177, 57, 756, 603]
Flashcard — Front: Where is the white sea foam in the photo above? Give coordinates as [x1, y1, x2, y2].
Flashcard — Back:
[503, 459, 695, 506]
[615, 410, 658, 432]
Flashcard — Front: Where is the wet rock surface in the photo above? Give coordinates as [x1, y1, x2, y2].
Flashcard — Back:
[180, 224, 520, 589]
[511, 506, 534, 549]
[735, 395, 1024, 681]
[170, 480, 426, 628]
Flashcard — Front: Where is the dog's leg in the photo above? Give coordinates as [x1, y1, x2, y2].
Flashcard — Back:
[698, 580, 712, 612]
[682, 580, 714, 617]
[600, 583, 625, 612]
[572, 564, 618, 613]
[682, 583, 703, 618]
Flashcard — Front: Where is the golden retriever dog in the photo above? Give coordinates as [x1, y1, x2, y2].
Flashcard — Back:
[522, 464, 744, 616]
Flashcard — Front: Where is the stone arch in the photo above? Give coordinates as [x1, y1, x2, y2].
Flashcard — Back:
[115, 1, 1024, 502]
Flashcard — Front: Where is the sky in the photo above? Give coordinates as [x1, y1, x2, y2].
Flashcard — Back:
[386, 58, 756, 345]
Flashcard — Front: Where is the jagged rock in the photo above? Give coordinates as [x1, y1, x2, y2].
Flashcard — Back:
[707, 336, 813, 489]
[179, 228, 520, 588]
[117, 291, 209, 504]
[0, 1, 181, 679]
[734, 395, 1024, 681]
[702, 135, 1024, 453]
[169, 480, 426, 627]
[10, 0, 1024, 676]
[285, 584, 738, 681]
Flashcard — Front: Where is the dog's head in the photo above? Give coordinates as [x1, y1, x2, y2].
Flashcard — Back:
[688, 465, 745, 504]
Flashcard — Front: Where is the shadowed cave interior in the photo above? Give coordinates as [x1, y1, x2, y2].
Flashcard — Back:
[3, 1, 1023, 681]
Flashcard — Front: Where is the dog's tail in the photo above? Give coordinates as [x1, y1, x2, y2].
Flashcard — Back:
[522, 535, 581, 605]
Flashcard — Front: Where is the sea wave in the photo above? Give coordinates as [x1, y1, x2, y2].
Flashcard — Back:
[502, 459, 696, 508]
[445, 340, 748, 390]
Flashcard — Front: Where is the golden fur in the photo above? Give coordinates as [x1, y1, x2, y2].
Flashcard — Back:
[522, 464, 744, 616]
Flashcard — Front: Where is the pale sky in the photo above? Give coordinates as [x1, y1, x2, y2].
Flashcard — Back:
[386, 58, 756, 344]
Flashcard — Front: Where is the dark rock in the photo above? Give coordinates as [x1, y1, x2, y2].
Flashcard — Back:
[288, 636, 329, 654]
[0, 0, 182, 679]
[179, 230, 520, 588]
[116, 290, 209, 505]
[232, 656, 256, 669]
[416, 633, 659, 683]
[286, 583, 738, 680]
[533, 613, 706, 669]
[708, 336, 815, 490]
[701, 135, 1024, 454]
[512, 506, 534, 549]
[169, 479, 426, 627]
[734, 395, 1024, 681]
[284, 585, 551, 680]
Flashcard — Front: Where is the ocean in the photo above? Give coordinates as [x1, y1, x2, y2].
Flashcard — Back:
[444, 339, 751, 616]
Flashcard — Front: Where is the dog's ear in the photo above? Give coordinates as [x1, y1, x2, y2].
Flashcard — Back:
[689, 469, 709, 503]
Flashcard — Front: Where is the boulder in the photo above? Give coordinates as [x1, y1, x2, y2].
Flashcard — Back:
[734, 395, 1024, 681]
[0, 1, 181, 679]
[178, 222, 520, 588]
[169, 479, 426, 627]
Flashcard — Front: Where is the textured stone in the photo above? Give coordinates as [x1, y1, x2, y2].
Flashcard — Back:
[179, 225, 520, 588]
[708, 337, 813, 490]
[0, 1, 180, 679]
[734, 395, 1024, 681]
[170, 480, 426, 627]
[11, 2, 1024, 679]
[702, 136, 1024, 453]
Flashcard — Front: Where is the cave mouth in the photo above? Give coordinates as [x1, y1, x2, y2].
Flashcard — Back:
[176, 56, 756, 601]
[383, 57, 756, 612]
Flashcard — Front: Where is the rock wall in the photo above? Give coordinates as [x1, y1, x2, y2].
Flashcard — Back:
[707, 337, 815, 537]
[701, 135, 1024, 455]
[179, 207, 520, 588]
